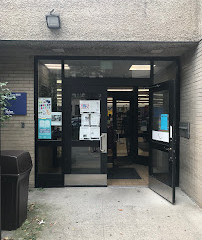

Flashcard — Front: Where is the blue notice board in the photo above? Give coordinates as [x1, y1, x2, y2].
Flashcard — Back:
[38, 119, 52, 139]
[6, 92, 27, 115]
[160, 114, 169, 131]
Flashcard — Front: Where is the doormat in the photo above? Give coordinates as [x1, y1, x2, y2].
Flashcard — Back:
[107, 168, 141, 179]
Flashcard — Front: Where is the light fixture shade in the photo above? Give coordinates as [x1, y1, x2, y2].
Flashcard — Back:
[46, 14, 60, 29]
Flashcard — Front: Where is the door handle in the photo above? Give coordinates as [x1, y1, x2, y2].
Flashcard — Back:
[100, 133, 107, 153]
[117, 132, 120, 142]
[115, 130, 120, 142]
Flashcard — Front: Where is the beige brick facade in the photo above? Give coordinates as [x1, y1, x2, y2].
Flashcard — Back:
[0, 51, 35, 186]
[180, 40, 202, 208]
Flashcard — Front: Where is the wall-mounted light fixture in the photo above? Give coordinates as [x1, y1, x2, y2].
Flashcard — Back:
[46, 9, 60, 29]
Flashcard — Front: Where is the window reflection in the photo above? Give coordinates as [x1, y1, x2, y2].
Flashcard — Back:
[152, 149, 171, 186]
[38, 146, 62, 173]
[64, 60, 151, 78]
[71, 147, 101, 174]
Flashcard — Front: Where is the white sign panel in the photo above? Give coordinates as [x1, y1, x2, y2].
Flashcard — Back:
[79, 127, 91, 140]
[51, 112, 62, 126]
[90, 113, 100, 126]
[90, 100, 100, 113]
[80, 100, 100, 113]
[152, 130, 169, 143]
[38, 98, 52, 119]
[90, 127, 100, 140]
[81, 113, 90, 126]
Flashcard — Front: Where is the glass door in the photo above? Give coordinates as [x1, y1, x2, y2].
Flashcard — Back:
[63, 82, 107, 186]
[107, 90, 138, 167]
[149, 81, 176, 203]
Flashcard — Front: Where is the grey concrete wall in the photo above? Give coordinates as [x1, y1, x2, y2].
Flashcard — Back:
[180, 41, 202, 208]
[0, 0, 200, 42]
[0, 50, 35, 186]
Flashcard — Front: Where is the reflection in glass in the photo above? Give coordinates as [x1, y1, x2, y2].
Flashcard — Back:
[152, 149, 171, 186]
[38, 60, 62, 140]
[64, 60, 151, 78]
[38, 146, 62, 173]
[153, 61, 177, 84]
[71, 147, 101, 174]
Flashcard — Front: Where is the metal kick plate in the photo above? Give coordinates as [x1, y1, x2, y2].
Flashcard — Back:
[149, 176, 174, 204]
[64, 174, 107, 186]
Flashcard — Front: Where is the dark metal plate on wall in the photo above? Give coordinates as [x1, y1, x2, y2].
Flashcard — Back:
[179, 122, 190, 139]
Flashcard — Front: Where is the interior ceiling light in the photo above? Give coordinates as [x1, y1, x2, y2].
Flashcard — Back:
[107, 88, 133, 92]
[57, 89, 62, 91]
[57, 80, 62, 84]
[138, 94, 149, 97]
[46, 9, 60, 29]
[129, 65, 151, 71]
[45, 64, 70, 70]
[139, 98, 149, 101]
[138, 89, 149, 92]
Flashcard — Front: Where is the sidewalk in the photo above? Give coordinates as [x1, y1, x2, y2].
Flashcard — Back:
[2, 187, 202, 240]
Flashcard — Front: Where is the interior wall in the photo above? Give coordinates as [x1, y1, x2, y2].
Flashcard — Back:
[180, 41, 202, 208]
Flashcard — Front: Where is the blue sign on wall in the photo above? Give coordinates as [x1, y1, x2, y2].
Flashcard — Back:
[5, 92, 27, 115]
[38, 119, 52, 139]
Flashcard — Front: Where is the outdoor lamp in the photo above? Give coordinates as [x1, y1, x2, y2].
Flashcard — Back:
[46, 9, 60, 29]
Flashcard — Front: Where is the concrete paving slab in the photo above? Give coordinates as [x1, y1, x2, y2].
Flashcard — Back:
[2, 187, 202, 240]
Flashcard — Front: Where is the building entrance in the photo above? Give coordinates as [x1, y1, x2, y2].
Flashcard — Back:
[36, 58, 179, 204]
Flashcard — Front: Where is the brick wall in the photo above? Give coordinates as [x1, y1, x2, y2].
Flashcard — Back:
[0, 50, 35, 186]
[180, 40, 202, 208]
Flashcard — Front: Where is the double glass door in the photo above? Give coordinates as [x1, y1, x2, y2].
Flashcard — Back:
[62, 80, 177, 204]
[63, 82, 107, 186]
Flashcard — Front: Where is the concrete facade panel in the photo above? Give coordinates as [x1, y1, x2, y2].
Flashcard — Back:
[0, 0, 199, 41]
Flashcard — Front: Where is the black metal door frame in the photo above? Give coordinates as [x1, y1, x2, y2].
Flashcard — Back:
[34, 56, 180, 188]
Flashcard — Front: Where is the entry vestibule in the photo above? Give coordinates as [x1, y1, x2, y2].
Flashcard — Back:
[35, 58, 179, 204]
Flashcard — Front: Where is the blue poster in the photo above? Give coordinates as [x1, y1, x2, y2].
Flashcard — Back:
[38, 119, 51, 139]
[5, 92, 27, 115]
[160, 114, 169, 131]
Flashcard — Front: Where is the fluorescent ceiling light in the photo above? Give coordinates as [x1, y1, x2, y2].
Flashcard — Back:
[107, 88, 133, 92]
[57, 89, 62, 91]
[57, 80, 62, 84]
[138, 98, 149, 100]
[138, 89, 149, 91]
[45, 64, 70, 70]
[138, 94, 148, 97]
[129, 65, 151, 71]
[117, 101, 130, 103]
